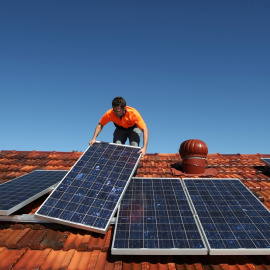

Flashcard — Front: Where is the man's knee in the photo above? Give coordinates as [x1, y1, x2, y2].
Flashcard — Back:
[129, 127, 141, 146]
[113, 128, 127, 144]
[130, 141, 139, 147]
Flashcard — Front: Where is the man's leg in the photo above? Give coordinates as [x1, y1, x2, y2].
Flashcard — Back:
[113, 128, 128, 144]
[129, 126, 142, 147]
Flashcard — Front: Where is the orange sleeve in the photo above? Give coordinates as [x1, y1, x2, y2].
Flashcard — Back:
[134, 112, 146, 130]
[99, 109, 114, 126]
[130, 108, 146, 130]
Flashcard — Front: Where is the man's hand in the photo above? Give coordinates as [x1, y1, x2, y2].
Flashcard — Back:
[138, 147, 146, 157]
[89, 123, 103, 146]
[138, 126, 148, 158]
[89, 139, 96, 146]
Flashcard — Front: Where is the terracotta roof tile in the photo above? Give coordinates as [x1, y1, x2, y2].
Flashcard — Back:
[24, 151, 50, 159]
[20, 165, 39, 173]
[0, 150, 83, 181]
[0, 151, 8, 158]
[0, 165, 12, 172]
[264, 201, 270, 210]
[46, 159, 69, 166]
[64, 233, 88, 251]
[10, 223, 46, 230]
[0, 229, 12, 246]
[0, 158, 13, 165]
[0, 173, 8, 183]
[78, 235, 91, 251]
[12, 248, 51, 270]
[41, 165, 70, 171]
[87, 250, 104, 270]
[66, 250, 102, 270]
[4, 172, 25, 181]
[5, 228, 32, 249]
[94, 251, 108, 270]
[253, 191, 264, 202]
[258, 190, 270, 202]
[0, 247, 28, 270]
[88, 231, 107, 251]
[40, 229, 70, 250]
[39, 249, 75, 270]
[62, 227, 112, 252]
[17, 228, 49, 249]
[244, 181, 261, 191]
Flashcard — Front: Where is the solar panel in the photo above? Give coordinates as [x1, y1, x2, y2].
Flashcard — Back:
[0, 170, 67, 215]
[36, 142, 141, 233]
[183, 178, 270, 255]
[112, 178, 208, 255]
[261, 158, 270, 168]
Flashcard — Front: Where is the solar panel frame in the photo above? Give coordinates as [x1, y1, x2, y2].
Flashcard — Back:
[261, 158, 270, 168]
[0, 170, 68, 215]
[183, 178, 270, 255]
[112, 177, 208, 255]
[35, 142, 142, 233]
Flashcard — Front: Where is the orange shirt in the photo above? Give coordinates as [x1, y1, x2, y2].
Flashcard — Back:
[99, 106, 146, 130]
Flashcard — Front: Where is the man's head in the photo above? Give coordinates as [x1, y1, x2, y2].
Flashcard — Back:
[112, 96, 126, 108]
[112, 97, 126, 118]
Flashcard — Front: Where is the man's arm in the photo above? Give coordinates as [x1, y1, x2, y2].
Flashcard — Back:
[138, 125, 149, 157]
[89, 123, 103, 146]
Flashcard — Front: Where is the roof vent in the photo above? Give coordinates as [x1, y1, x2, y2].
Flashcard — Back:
[179, 139, 208, 174]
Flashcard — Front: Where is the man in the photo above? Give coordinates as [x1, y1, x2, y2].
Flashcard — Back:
[89, 97, 149, 157]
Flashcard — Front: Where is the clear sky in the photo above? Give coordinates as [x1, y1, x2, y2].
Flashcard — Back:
[1, 0, 269, 154]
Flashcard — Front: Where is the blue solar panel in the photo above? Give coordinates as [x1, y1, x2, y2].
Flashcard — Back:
[112, 178, 207, 255]
[36, 142, 141, 233]
[183, 178, 270, 255]
[261, 158, 270, 167]
[0, 170, 67, 215]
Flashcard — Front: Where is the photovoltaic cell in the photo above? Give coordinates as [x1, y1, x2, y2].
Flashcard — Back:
[261, 158, 270, 168]
[112, 178, 208, 255]
[0, 170, 67, 215]
[36, 142, 141, 233]
[183, 178, 270, 255]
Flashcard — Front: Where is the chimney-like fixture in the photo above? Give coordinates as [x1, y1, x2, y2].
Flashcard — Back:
[179, 139, 208, 174]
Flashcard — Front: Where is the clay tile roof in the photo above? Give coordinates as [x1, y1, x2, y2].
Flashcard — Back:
[1, 149, 270, 269]
[0, 150, 83, 182]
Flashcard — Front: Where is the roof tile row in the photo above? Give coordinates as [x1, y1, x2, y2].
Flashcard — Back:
[2, 247, 270, 270]
[0, 150, 82, 182]
[0, 227, 69, 250]
[0, 224, 112, 252]
[63, 227, 112, 252]
[0, 248, 108, 270]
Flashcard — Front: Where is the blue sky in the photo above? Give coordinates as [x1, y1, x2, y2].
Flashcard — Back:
[1, 0, 269, 154]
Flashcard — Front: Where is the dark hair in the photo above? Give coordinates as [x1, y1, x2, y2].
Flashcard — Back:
[112, 97, 126, 108]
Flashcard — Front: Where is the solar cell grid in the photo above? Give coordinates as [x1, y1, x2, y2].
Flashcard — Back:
[36, 142, 141, 233]
[112, 178, 207, 255]
[0, 170, 67, 215]
[183, 178, 270, 255]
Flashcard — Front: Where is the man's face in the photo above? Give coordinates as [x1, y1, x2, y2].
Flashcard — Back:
[113, 106, 126, 118]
